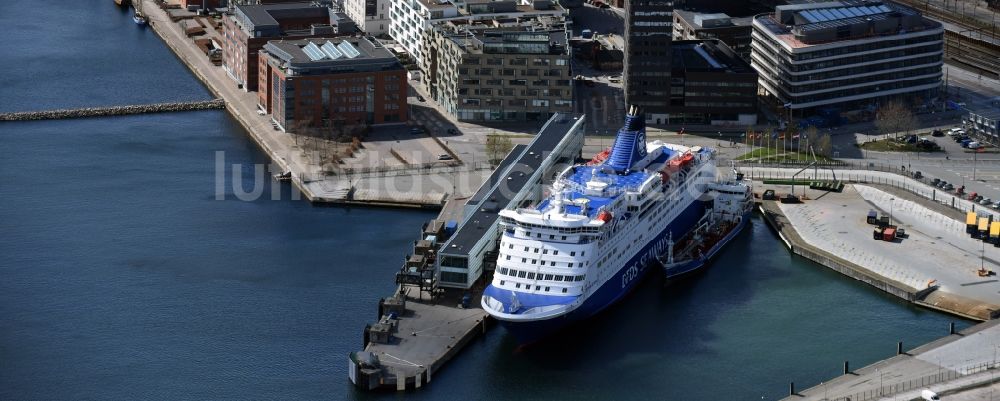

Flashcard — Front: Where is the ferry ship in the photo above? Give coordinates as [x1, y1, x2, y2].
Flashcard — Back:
[481, 106, 717, 343]
[660, 166, 753, 278]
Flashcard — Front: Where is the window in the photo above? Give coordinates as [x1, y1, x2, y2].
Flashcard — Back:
[545, 287, 551, 292]
[522, 258, 526, 263]
[505, 255, 510, 260]
[581, 251, 585, 256]
[570, 252, 576, 256]
[562, 288, 568, 293]
[518, 271, 526, 278]
[527, 273, 535, 280]
[516, 283, 521, 288]
[544, 274, 553, 280]
[535, 285, 541, 290]
[500, 280, 505, 285]
[562, 236, 567, 240]
[543, 250, 548, 255]
[534, 248, 539, 253]
[549, 235, 555, 239]
[524, 246, 529, 252]
[532, 259, 537, 264]
[550, 261, 556, 266]
[553, 251, 559, 255]
[568, 263, 574, 268]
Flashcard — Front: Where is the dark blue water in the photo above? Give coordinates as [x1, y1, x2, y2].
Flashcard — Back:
[0, 1, 970, 400]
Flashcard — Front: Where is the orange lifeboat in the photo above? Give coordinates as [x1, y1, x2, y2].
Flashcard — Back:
[597, 210, 613, 223]
[587, 148, 611, 165]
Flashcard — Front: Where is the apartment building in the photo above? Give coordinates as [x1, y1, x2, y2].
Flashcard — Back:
[344, 0, 389, 35]
[388, 0, 565, 64]
[420, 17, 573, 121]
[672, 11, 752, 61]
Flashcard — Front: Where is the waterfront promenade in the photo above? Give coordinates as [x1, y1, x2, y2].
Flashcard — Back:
[141, 0, 488, 207]
[781, 319, 1000, 401]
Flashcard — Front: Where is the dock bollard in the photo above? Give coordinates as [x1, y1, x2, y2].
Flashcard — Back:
[896, 341, 903, 355]
[789, 381, 795, 396]
[949, 322, 955, 335]
[844, 360, 849, 375]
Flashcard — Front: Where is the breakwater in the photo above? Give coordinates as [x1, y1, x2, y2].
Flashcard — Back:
[0, 99, 225, 121]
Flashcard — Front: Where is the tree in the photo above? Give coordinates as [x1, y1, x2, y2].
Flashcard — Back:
[874, 101, 917, 139]
[485, 133, 513, 167]
[815, 132, 833, 158]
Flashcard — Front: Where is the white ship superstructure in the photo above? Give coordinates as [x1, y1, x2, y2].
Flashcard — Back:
[482, 106, 716, 342]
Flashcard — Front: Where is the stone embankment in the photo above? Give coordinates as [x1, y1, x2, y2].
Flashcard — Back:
[0, 99, 225, 121]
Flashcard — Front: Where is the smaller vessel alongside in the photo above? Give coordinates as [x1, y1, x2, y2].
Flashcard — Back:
[659, 165, 753, 278]
[132, 0, 148, 26]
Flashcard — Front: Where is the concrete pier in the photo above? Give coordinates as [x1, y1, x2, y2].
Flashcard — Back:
[752, 167, 1000, 321]
[0, 99, 225, 121]
[780, 319, 1000, 401]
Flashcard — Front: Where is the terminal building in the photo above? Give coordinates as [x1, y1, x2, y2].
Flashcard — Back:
[436, 113, 585, 289]
[257, 37, 408, 132]
[751, 0, 944, 116]
[419, 16, 573, 122]
[660, 40, 758, 125]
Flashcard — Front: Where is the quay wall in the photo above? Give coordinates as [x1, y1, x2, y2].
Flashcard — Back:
[0, 99, 225, 121]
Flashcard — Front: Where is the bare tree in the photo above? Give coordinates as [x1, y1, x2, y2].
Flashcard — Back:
[485, 132, 514, 167]
[874, 101, 917, 139]
[815, 132, 833, 158]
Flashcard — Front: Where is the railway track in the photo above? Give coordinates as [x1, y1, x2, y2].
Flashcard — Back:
[895, 0, 1000, 79]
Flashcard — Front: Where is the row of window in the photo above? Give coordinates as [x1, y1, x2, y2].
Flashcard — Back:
[498, 267, 584, 282]
[499, 280, 568, 294]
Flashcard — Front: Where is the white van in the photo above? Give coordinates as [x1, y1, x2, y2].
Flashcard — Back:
[949, 128, 964, 136]
[967, 141, 981, 149]
[921, 389, 940, 400]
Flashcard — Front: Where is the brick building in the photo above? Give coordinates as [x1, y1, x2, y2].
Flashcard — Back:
[222, 2, 341, 91]
[258, 37, 408, 132]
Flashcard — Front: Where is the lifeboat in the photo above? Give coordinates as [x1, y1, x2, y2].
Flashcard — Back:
[668, 152, 694, 170]
[587, 148, 611, 165]
[596, 210, 613, 224]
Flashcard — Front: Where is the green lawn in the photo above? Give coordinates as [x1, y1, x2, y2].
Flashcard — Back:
[858, 138, 941, 153]
[736, 147, 835, 163]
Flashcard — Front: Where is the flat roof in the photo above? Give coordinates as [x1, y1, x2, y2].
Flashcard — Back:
[671, 40, 753, 73]
[235, 2, 329, 30]
[442, 113, 583, 256]
[468, 144, 527, 207]
[263, 37, 402, 71]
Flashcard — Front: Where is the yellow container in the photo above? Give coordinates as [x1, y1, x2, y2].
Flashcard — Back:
[990, 221, 1000, 238]
[979, 217, 990, 231]
[967, 212, 978, 226]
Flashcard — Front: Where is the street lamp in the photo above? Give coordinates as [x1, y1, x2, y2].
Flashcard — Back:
[890, 198, 895, 226]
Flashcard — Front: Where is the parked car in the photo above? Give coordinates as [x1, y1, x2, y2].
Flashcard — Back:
[446, 127, 460, 135]
[932, 130, 944, 137]
[931, 178, 941, 186]
[992, 201, 1000, 210]
[417, 95, 425, 102]
[967, 141, 981, 149]
[437, 154, 454, 161]
[980, 197, 992, 205]
[912, 171, 922, 179]
[409, 127, 424, 135]
[945, 183, 954, 191]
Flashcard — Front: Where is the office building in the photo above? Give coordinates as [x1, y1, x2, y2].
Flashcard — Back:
[966, 97, 1000, 146]
[258, 37, 408, 132]
[656, 40, 758, 125]
[222, 2, 347, 91]
[624, 0, 675, 122]
[673, 11, 753, 61]
[752, 0, 944, 116]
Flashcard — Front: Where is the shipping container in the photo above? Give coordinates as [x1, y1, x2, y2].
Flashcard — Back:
[966, 212, 978, 233]
[991, 222, 1000, 244]
[883, 227, 896, 241]
[866, 210, 878, 224]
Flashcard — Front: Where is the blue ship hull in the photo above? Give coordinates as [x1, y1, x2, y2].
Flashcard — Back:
[493, 200, 707, 344]
[662, 211, 751, 279]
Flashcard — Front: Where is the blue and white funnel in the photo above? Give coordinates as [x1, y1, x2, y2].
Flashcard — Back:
[605, 105, 646, 172]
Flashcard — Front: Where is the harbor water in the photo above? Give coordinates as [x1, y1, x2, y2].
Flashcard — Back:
[0, 1, 969, 399]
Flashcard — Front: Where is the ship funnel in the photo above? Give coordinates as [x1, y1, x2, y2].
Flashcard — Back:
[605, 105, 647, 172]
